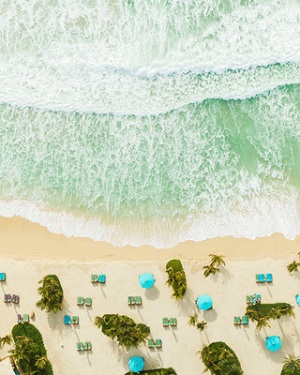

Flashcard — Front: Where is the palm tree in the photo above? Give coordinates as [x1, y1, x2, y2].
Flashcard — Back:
[0, 334, 12, 347]
[281, 354, 300, 374]
[245, 309, 261, 322]
[166, 268, 186, 300]
[35, 356, 49, 370]
[94, 316, 104, 329]
[196, 321, 207, 332]
[269, 307, 282, 320]
[36, 275, 63, 313]
[203, 264, 221, 278]
[209, 254, 226, 268]
[9, 336, 32, 366]
[287, 261, 299, 273]
[188, 313, 198, 327]
[255, 316, 271, 331]
[281, 305, 295, 318]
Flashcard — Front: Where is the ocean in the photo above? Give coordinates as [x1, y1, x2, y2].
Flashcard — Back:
[0, 0, 300, 248]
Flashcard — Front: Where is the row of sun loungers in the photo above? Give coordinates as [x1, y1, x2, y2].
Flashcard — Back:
[256, 273, 273, 283]
[4, 294, 19, 304]
[234, 316, 249, 325]
[128, 296, 142, 305]
[148, 339, 162, 348]
[91, 274, 106, 283]
[64, 315, 79, 325]
[77, 342, 92, 351]
[162, 317, 177, 327]
[77, 297, 92, 306]
[18, 314, 30, 324]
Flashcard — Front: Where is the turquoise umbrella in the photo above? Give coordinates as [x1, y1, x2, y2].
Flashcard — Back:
[196, 294, 213, 310]
[266, 336, 282, 352]
[128, 356, 144, 373]
[295, 294, 300, 307]
[139, 273, 155, 289]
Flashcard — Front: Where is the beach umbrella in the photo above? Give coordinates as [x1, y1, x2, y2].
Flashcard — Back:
[266, 336, 282, 352]
[196, 294, 213, 310]
[295, 294, 300, 307]
[128, 356, 144, 373]
[139, 273, 155, 289]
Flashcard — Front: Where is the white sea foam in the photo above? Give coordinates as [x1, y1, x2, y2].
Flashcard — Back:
[0, 62, 300, 116]
[0, 191, 299, 248]
[0, 1, 300, 115]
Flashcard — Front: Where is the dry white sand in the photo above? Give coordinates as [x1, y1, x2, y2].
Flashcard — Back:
[0, 216, 300, 375]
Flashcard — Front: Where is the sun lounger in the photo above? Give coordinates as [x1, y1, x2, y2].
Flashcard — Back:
[253, 293, 261, 304]
[265, 273, 273, 283]
[241, 316, 249, 325]
[234, 316, 241, 325]
[128, 296, 135, 305]
[77, 297, 85, 306]
[256, 274, 265, 283]
[64, 315, 71, 325]
[72, 316, 79, 325]
[155, 339, 162, 348]
[148, 339, 155, 348]
[85, 297, 92, 307]
[98, 274, 106, 283]
[17, 314, 23, 323]
[4, 294, 11, 303]
[91, 274, 98, 283]
[135, 296, 142, 305]
[246, 295, 253, 305]
[23, 314, 29, 323]
[77, 342, 84, 351]
[170, 318, 177, 327]
[0, 272, 6, 281]
[12, 294, 20, 304]
[84, 342, 92, 351]
[162, 318, 169, 327]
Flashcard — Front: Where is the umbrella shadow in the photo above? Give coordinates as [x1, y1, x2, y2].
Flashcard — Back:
[256, 334, 284, 364]
[145, 287, 159, 301]
[203, 309, 217, 322]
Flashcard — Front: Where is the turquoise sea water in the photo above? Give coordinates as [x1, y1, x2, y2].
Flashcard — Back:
[0, 0, 300, 247]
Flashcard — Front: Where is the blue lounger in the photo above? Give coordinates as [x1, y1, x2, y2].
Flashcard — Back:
[256, 274, 265, 283]
[265, 273, 273, 283]
[99, 274, 106, 283]
[64, 315, 71, 325]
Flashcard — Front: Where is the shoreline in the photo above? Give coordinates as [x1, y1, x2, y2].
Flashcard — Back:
[0, 215, 299, 262]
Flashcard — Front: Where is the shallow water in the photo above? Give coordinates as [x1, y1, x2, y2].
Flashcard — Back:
[0, 0, 300, 247]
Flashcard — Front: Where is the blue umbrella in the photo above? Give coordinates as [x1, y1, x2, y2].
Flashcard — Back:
[295, 294, 300, 307]
[266, 336, 282, 352]
[128, 356, 144, 373]
[196, 294, 213, 310]
[139, 273, 155, 289]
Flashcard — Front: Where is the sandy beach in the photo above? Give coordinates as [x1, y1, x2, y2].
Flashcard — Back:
[0, 216, 300, 375]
